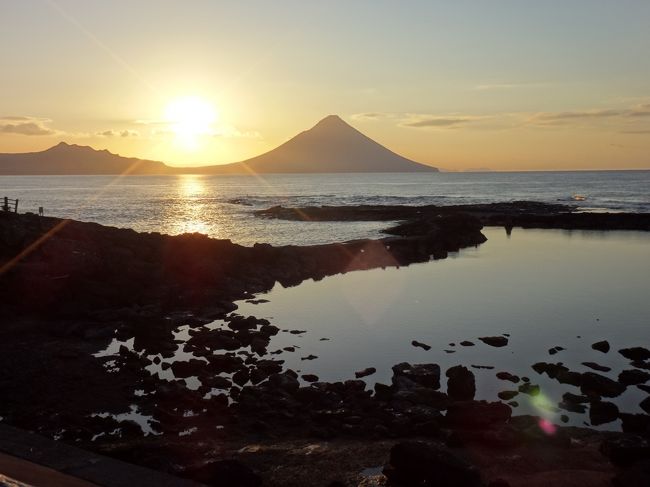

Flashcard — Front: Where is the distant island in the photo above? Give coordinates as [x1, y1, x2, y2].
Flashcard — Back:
[0, 115, 437, 175]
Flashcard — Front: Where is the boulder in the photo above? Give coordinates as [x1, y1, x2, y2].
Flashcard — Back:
[355, 367, 377, 379]
[590, 401, 619, 426]
[592, 340, 610, 353]
[392, 362, 441, 390]
[495, 372, 519, 383]
[479, 336, 508, 347]
[581, 372, 626, 398]
[619, 369, 650, 386]
[620, 347, 650, 362]
[446, 365, 475, 401]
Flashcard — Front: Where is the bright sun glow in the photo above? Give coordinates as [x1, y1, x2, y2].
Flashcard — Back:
[165, 96, 217, 150]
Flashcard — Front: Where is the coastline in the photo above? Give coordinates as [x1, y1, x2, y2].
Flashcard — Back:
[0, 203, 649, 486]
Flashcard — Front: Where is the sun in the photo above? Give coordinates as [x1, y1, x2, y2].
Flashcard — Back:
[164, 96, 217, 150]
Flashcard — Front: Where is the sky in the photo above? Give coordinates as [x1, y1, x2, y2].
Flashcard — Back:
[1, 0, 649, 171]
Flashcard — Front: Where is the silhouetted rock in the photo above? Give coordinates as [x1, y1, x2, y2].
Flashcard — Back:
[548, 346, 564, 355]
[355, 367, 376, 379]
[392, 363, 441, 390]
[620, 347, 650, 361]
[495, 372, 520, 383]
[497, 391, 518, 401]
[582, 362, 611, 372]
[383, 441, 481, 487]
[581, 372, 626, 398]
[517, 383, 540, 396]
[412, 340, 431, 351]
[460, 341, 475, 347]
[592, 340, 610, 353]
[619, 369, 650, 386]
[590, 401, 619, 426]
[446, 366, 476, 401]
[301, 374, 319, 383]
[479, 336, 508, 347]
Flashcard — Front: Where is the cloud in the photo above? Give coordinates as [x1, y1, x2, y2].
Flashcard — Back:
[402, 117, 475, 128]
[473, 82, 547, 91]
[97, 129, 140, 138]
[621, 129, 650, 134]
[351, 112, 391, 121]
[0, 116, 55, 136]
[528, 109, 624, 125]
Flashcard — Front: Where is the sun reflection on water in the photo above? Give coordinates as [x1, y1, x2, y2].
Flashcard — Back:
[168, 175, 214, 236]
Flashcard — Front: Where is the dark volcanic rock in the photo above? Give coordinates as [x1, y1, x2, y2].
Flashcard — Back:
[383, 441, 481, 487]
[620, 347, 650, 362]
[354, 367, 376, 379]
[589, 401, 619, 426]
[548, 346, 565, 355]
[582, 362, 611, 372]
[170, 359, 206, 379]
[619, 369, 650, 386]
[479, 336, 508, 348]
[301, 374, 319, 383]
[392, 363, 441, 390]
[591, 340, 610, 353]
[460, 341, 474, 347]
[581, 372, 626, 398]
[495, 372, 520, 383]
[517, 383, 540, 396]
[412, 340, 431, 351]
[497, 391, 518, 401]
[446, 365, 476, 401]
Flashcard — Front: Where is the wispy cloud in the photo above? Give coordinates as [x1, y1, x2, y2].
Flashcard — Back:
[352, 112, 492, 130]
[97, 129, 140, 138]
[402, 116, 480, 128]
[0, 116, 56, 136]
[528, 103, 650, 128]
[472, 82, 546, 91]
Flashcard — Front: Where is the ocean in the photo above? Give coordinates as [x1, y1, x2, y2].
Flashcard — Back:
[1, 170, 648, 246]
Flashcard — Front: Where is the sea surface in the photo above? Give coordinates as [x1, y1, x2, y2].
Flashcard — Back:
[1, 171, 648, 246]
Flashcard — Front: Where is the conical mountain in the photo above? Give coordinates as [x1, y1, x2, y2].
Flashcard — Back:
[211, 115, 437, 173]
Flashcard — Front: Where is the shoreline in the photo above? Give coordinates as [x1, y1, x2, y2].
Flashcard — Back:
[0, 203, 649, 486]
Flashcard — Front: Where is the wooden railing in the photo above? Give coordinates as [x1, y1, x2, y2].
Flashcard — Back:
[2, 197, 18, 213]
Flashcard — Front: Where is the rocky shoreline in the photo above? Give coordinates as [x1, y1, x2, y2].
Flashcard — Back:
[0, 203, 649, 486]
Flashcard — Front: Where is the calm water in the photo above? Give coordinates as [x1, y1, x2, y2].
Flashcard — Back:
[232, 227, 650, 429]
[1, 171, 648, 245]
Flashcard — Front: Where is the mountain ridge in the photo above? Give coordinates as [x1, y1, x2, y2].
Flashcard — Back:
[0, 116, 437, 175]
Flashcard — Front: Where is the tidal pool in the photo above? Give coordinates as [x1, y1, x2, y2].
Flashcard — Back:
[237, 227, 650, 429]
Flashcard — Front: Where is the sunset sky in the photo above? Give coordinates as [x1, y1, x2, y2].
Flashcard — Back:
[1, 0, 649, 171]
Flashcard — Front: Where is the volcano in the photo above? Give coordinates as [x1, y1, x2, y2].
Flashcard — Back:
[212, 115, 437, 173]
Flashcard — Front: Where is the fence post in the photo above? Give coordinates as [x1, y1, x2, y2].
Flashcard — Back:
[14, 198, 18, 213]
[2, 196, 7, 212]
